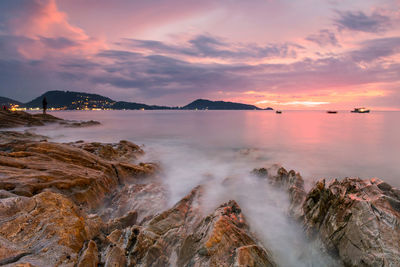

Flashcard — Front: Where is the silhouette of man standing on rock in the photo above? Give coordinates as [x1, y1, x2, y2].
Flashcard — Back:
[42, 97, 47, 114]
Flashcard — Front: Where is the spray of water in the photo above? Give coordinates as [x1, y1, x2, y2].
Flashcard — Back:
[142, 142, 337, 266]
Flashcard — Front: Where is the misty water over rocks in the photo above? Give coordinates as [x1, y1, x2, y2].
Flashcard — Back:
[16, 110, 400, 266]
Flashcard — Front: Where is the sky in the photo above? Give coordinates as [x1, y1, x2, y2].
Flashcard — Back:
[0, 0, 399, 109]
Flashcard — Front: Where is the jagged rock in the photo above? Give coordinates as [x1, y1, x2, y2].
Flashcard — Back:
[253, 166, 307, 218]
[0, 191, 102, 266]
[98, 186, 276, 267]
[0, 135, 158, 266]
[100, 182, 168, 225]
[303, 177, 400, 267]
[0, 140, 156, 208]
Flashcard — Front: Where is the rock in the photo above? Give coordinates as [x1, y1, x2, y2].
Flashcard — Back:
[303, 177, 400, 266]
[99, 186, 277, 266]
[0, 110, 100, 129]
[0, 191, 102, 266]
[0, 110, 61, 128]
[251, 167, 268, 177]
[99, 182, 168, 225]
[77, 240, 99, 267]
[0, 134, 160, 266]
[62, 120, 101, 128]
[0, 140, 156, 208]
[69, 140, 144, 162]
[253, 166, 307, 218]
[0, 131, 47, 144]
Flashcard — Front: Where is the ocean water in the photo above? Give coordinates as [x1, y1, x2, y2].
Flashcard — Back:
[34, 110, 399, 186]
[24, 110, 400, 266]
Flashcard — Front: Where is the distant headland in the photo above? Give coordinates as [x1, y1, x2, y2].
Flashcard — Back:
[0, 91, 273, 111]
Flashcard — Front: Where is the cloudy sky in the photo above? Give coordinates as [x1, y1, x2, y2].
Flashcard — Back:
[0, 0, 399, 109]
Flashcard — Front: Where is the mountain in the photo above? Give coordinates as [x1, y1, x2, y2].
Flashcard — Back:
[182, 99, 271, 110]
[23, 90, 176, 110]
[0, 96, 22, 106]
[25, 91, 115, 110]
[2, 91, 273, 110]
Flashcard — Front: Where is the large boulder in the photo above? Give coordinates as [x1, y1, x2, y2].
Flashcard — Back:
[0, 140, 156, 208]
[303, 177, 400, 266]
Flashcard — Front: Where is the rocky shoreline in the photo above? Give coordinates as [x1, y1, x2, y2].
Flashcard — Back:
[0, 109, 100, 129]
[0, 111, 399, 266]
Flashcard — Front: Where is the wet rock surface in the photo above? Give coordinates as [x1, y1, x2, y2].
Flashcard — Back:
[302, 177, 400, 267]
[253, 166, 400, 266]
[96, 187, 276, 267]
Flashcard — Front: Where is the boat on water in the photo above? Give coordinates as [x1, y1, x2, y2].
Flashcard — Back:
[276, 110, 282, 114]
[327, 111, 338, 114]
[351, 107, 370, 113]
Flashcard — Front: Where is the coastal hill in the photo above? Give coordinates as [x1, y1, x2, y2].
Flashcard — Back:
[25, 91, 172, 110]
[25, 91, 115, 110]
[1, 90, 273, 110]
[0, 96, 21, 106]
[182, 99, 273, 110]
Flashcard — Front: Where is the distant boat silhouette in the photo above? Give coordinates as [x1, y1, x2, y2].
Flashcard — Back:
[351, 107, 370, 113]
[327, 111, 338, 114]
[276, 110, 282, 114]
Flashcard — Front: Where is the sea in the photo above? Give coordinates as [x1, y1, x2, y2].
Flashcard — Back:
[21, 110, 400, 266]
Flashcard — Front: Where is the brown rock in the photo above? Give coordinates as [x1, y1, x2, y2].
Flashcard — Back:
[69, 140, 144, 162]
[0, 131, 47, 144]
[0, 141, 156, 208]
[0, 191, 101, 266]
[0, 110, 60, 128]
[0, 110, 100, 129]
[77, 240, 99, 267]
[101, 186, 277, 266]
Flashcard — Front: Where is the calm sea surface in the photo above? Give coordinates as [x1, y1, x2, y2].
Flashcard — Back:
[37, 110, 399, 186]
[23, 110, 400, 266]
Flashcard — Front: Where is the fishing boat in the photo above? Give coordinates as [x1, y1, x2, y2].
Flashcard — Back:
[276, 110, 282, 114]
[327, 111, 338, 114]
[351, 107, 370, 113]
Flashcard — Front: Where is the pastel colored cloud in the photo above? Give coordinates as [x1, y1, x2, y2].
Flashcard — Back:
[0, 0, 399, 110]
[334, 10, 391, 33]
